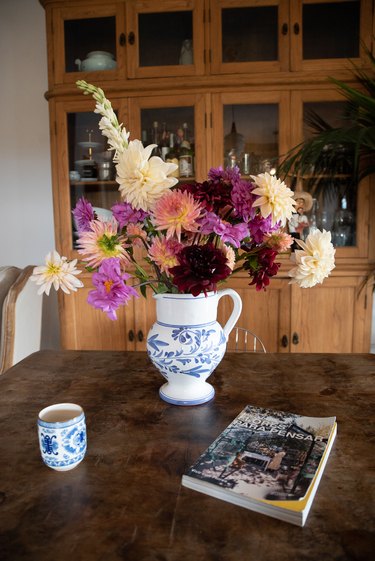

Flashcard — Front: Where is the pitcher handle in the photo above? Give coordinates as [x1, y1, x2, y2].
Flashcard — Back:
[217, 289, 242, 341]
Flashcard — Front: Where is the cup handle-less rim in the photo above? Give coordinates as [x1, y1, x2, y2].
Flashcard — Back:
[38, 403, 84, 429]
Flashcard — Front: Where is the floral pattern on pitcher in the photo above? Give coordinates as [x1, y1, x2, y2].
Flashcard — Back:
[147, 324, 226, 380]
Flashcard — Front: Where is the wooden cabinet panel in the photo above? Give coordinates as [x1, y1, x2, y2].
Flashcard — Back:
[59, 280, 136, 351]
[217, 278, 291, 353]
[289, 277, 365, 353]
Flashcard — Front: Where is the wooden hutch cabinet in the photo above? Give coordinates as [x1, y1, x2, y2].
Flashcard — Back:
[40, 0, 375, 352]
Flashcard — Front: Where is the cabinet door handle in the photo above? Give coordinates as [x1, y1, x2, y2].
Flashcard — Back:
[281, 23, 288, 35]
[281, 335, 289, 348]
[292, 332, 299, 345]
[128, 329, 135, 342]
[293, 23, 300, 35]
[128, 31, 135, 45]
[119, 33, 126, 46]
[137, 330, 144, 342]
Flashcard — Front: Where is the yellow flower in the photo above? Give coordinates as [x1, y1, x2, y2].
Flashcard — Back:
[288, 229, 335, 288]
[251, 172, 296, 226]
[116, 140, 178, 211]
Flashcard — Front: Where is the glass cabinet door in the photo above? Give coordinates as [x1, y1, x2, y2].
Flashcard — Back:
[290, 0, 373, 71]
[55, 100, 125, 256]
[125, 0, 205, 78]
[290, 90, 370, 258]
[210, 0, 289, 74]
[211, 91, 290, 175]
[128, 94, 208, 181]
[52, 3, 125, 84]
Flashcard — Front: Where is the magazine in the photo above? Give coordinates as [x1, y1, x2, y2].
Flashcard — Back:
[182, 405, 337, 526]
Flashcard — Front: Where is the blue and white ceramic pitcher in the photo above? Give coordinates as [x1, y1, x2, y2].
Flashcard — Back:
[147, 290, 242, 406]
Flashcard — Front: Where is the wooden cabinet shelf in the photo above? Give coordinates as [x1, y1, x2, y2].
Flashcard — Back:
[41, 0, 375, 353]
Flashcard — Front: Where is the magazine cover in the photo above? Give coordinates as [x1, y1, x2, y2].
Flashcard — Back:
[183, 405, 336, 504]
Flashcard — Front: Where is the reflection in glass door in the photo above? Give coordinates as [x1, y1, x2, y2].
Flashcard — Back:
[301, 101, 356, 247]
[223, 104, 279, 176]
[67, 111, 120, 247]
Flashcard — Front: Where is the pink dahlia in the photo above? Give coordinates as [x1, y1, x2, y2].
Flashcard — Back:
[199, 212, 249, 248]
[263, 230, 293, 252]
[148, 235, 183, 274]
[77, 219, 130, 269]
[111, 202, 149, 230]
[152, 190, 203, 241]
[72, 197, 95, 232]
[87, 258, 138, 320]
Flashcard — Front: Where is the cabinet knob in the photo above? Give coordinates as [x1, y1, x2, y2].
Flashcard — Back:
[292, 332, 299, 345]
[293, 23, 300, 35]
[128, 329, 135, 342]
[281, 335, 289, 348]
[138, 330, 144, 342]
[119, 33, 126, 46]
[281, 23, 288, 35]
[128, 31, 135, 45]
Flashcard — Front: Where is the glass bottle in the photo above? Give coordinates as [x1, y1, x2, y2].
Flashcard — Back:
[308, 198, 318, 235]
[165, 133, 180, 178]
[160, 122, 170, 161]
[333, 195, 354, 246]
[179, 140, 194, 178]
[151, 121, 161, 157]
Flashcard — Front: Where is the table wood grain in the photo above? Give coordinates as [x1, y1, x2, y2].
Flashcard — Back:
[0, 351, 374, 561]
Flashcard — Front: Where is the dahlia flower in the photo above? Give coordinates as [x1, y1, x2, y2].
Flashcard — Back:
[111, 202, 149, 229]
[288, 229, 336, 288]
[251, 172, 296, 226]
[72, 197, 95, 232]
[116, 140, 178, 211]
[170, 243, 231, 296]
[264, 230, 293, 252]
[199, 212, 249, 248]
[152, 190, 203, 241]
[76, 219, 130, 269]
[148, 236, 183, 274]
[31, 251, 83, 295]
[87, 258, 138, 320]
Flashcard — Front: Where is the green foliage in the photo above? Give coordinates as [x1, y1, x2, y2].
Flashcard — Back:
[278, 47, 375, 184]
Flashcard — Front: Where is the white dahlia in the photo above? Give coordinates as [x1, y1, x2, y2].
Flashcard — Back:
[31, 251, 83, 295]
[288, 229, 336, 288]
[251, 172, 296, 226]
[116, 140, 178, 211]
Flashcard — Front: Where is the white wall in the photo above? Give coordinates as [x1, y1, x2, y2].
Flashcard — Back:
[0, 0, 60, 349]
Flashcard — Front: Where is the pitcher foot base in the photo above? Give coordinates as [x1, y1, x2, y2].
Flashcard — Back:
[159, 384, 215, 406]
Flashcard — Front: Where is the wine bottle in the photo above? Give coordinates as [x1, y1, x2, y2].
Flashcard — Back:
[179, 140, 194, 178]
[151, 121, 161, 157]
[166, 133, 180, 178]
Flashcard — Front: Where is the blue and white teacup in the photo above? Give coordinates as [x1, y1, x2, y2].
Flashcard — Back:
[38, 403, 87, 471]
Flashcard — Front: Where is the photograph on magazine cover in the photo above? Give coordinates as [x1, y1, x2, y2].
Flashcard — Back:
[186, 405, 336, 502]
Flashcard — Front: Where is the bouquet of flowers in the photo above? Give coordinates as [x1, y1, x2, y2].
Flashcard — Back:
[31, 81, 335, 320]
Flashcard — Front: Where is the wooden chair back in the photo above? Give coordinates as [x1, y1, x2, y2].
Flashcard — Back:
[0, 266, 43, 374]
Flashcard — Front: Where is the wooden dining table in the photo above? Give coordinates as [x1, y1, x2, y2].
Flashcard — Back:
[0, 350, 374, 561]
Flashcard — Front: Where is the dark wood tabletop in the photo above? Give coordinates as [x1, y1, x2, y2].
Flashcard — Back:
[0, 350, 374, 561]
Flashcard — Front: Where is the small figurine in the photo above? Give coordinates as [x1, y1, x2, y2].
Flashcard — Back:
[288, 191, 313, 245]
[179, 39, 193, 65]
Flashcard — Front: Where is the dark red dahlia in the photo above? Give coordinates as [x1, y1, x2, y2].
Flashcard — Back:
[244, 247, 280, 291]
[169, 243, 231, 296]
[179, 180, 232, 214]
